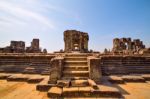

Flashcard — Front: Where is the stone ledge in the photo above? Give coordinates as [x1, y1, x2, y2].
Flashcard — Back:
[7, 75, 28, 82]
[47, 86, 63, 98]
[0, 74, 11, 79]
[108, 76, 125, 84]
[122, 76, 145, 82]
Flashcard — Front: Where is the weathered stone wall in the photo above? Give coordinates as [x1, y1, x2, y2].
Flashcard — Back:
[0, 53, 55, 74]
[100, 55, 150, 75]
[26, 39, 41, 53]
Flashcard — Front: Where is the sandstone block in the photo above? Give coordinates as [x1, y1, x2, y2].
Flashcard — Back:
[47, 86, 62, 98]
[57, 80, 70, 87]
[63, 87, 79, 97]
[71, 80, 89, 87]
[108, 76, 125, 84]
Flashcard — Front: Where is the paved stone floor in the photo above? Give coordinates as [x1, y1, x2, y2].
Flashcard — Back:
[0, 73, 150, 99]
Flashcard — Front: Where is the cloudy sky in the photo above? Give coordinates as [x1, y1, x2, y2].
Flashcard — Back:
[0, 0, 150, 52]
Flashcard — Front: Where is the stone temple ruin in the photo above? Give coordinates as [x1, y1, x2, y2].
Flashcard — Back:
[0, 30, 150, 98]
[0, 38, 46, 53]
[112, 38, 145, 54]
[64, 30, 89, 52]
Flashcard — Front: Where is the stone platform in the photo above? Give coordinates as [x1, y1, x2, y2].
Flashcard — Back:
[1, 73, 150, 98]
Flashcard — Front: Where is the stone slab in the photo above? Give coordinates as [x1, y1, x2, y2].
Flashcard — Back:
[36, 78, 55, 91]
[27, 77, 44, 83]
[57, 80, 70, 87]
[36, 84, 55, 92]
[0, 74, 11, 79]
[122, 76, 145, 82]
[71, 79, 89, 87]
[7, 75, 28, 82]
[63, 87, 79, 97]
[88, 79, 98, 89]
[142, 74, 150, 81]
[47, 86, 62, 98]
[98, 85, 122, 98]
[91, 85, 122, 98]
[108, 76, 125, 84]
[78, 87, 91, 97]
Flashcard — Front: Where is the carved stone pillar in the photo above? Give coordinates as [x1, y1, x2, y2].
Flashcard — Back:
[49, 56, 64, 84]
[87, 56, 102, 83]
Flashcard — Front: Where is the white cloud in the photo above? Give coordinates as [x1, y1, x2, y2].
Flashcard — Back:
[0, 0, 55, 29]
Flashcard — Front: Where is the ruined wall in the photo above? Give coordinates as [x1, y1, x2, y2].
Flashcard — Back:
[0, 38, 44, 53]
[0, 54, 55, 74]
[26, 39, 41, 53]
[100, 55, 150, 75]
[112, 38, 145, 53]
[64, 30, 89, 53]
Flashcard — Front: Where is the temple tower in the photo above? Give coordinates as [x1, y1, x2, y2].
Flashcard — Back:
[64, 30, 89, 53]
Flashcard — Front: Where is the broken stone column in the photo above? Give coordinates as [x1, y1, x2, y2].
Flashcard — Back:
[49, 56, 64, 84]
[87, 56, 102, 83]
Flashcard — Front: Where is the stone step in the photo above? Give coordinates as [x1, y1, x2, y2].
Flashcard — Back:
[65, 57, 87, 61]
[65, 54, 87, 57]
[63, 71, 89, 77]
[27, 77, 44, 83]
[65, 61, 87, 66]
[7, 74, 29, 82]
[71, 79, 89, 87]
[61, 85, 122, 98]
[122, 76, 146, 82]
[61, 77, 88, 80]
[62, 87, 79, 97]
[64, 66, 88, 71]
[91, 85, 122, 98]
[65, 60, 87, 63]
[36, 78, 54, 91]
[47, 86, 63, 98]
[107, 76, 125, 84]
[57, 80, 70, 87]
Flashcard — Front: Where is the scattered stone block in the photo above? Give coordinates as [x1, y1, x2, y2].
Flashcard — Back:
[78, 87, 91, 97]
[108, 76, 125, 84]
[36, 78, 55, 91]
[28, 77, 44, 83]
[71, 80, 89, 87]
[63, 87, 79, 97]
[0, 74, 11, 79]
[93, 85, 122, 98]
[142, 74, 150, 81]
[7, 75, 28, 82]
[88, 79, 98, 89]
[36, 83, 55, 92]
[99, 85, 122, 98]
[47, 86, 62, 98]
[122, 76, 145, 82]
[48, 79, 57, 84]
[57, 80, 70, 87]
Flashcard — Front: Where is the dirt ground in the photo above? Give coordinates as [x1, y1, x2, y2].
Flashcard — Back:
[0, 80, 150, 99]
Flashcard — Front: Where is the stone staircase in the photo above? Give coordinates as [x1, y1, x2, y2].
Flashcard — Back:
[62, 54, 89, 79]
